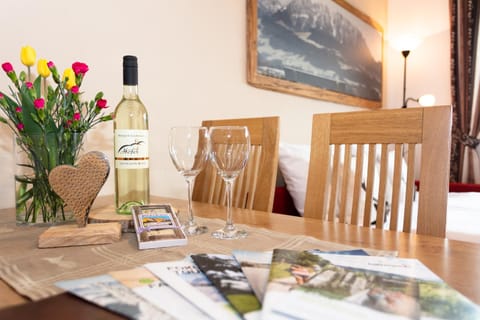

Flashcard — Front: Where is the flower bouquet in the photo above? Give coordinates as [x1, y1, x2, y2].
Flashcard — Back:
[0, 46, 112, 223]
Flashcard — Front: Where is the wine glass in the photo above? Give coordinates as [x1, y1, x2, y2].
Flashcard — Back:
[169, 126, 210, 235]
[209, 126, 250, 240]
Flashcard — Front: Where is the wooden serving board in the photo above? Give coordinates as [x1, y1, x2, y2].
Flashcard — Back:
[38, 223, 122, 248]
[88, 208, 135, 233]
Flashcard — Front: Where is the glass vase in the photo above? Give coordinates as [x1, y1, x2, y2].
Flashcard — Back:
[14, 132, 83, 225]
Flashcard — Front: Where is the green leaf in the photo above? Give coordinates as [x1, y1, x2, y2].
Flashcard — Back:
[46, 131, 59, 169]
[33, 76, 42, 98]
[19, 86, 42, 136]
[19, 71, 26, 82]
[101, 114, 113, 121]
[1, 91, 19, 108]
[16, 187, 33, 207]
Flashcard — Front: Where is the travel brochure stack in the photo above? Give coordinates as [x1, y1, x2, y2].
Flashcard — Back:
[56, 249, 480, 320]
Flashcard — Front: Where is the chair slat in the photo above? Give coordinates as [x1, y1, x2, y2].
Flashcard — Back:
[207, 165, 218, 203]
[375, 144, 389, 229]
[351, 144, 364, 225]
[246, 146, 262, 209]
[389, 144, 403, 232]
[238, 145, 259, 209]
[234, 166, 245, 208]
[339, 145, 352, 223]
[403, 143, 416, 233]
[328, 144, 341, 221]
[363, 144, 376, 227]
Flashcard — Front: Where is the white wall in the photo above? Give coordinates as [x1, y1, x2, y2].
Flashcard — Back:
[0, 0, 449, 209]
[385, 0, 451, 108]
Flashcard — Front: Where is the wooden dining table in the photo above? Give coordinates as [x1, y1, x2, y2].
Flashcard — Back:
[1, 195, 479, 319]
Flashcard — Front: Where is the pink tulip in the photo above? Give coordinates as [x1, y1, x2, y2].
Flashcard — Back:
[47, 61, 54, 69]
[15, 106, 22, 113]
[71, 86, 79, 94]
[16, 122, 24, 131]
[33, 98, 45, 109]
[26, 82, 33, 89]
[73, 112, 81, 121]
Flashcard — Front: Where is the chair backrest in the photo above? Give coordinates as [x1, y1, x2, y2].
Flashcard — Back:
[304, 106, 452, 237]
[193, 116, 280, 212]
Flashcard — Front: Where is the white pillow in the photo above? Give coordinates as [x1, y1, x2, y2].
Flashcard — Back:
[278, 142, 310, 215]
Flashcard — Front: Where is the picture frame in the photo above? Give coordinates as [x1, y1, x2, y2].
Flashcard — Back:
[247, 0, 383, 108]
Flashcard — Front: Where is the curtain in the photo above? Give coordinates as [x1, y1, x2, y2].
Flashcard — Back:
[450, 0, 480, 183]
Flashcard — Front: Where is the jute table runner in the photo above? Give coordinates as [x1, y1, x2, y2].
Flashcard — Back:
[0, 216, 395, 301]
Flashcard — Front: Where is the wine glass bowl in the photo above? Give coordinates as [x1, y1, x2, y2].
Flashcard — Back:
[209, 126, 250, 240]
[168, 126, 210, 235]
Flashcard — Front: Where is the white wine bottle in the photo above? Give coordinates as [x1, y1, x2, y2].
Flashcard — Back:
[114, 55, 150, 214]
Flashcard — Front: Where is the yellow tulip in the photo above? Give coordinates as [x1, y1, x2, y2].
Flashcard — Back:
[20, 46, 36, 67]
[37, 59, 51, 78]
[63, 68, 76, 90]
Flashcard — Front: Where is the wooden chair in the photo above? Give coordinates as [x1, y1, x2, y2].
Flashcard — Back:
[193, 116, 280, 212]
[304, 106, 452, 237]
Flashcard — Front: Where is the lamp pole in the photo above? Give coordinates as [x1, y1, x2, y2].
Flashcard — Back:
[401, 50, 410, 108]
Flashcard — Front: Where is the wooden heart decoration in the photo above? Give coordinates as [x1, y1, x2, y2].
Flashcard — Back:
[49, 151, 110, 227]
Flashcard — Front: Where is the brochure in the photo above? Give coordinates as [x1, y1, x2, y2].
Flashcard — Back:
[232, 249, 368, 303]
[191, 253, 262, 319]
[261, 249, 480, 320]
[131, 204, 187, 249]
[55, 274, 172, 320]
[145, 258, 241, 320]
[231, 250, 272, 304]
[110, 267, 211, 320]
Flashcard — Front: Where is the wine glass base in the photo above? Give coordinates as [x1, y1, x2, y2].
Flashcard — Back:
[211, 228, 248, 240]
[182, 224, 208, 236]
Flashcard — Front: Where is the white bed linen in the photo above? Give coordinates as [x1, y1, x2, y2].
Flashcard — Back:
[446, 192, 480, 243]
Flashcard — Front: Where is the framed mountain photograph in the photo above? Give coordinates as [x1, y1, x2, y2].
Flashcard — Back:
[247, 0, 383, 108]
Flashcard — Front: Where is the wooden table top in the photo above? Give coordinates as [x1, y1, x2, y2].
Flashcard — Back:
[1, 195, 480, 319]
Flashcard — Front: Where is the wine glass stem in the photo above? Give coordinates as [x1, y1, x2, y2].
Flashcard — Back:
[225, 179, 234, 230]
[185, 176, 196, 226]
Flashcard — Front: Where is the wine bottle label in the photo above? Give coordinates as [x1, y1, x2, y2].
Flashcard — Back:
[114, 129, 149, 169]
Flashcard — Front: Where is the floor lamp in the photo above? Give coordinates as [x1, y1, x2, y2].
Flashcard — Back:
[400, 48, 435, 108]
[401, 50, 411, 108]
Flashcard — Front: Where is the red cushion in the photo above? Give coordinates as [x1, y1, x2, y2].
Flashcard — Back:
[449, 182, 480, 193]
[273, 186, 300, 216]
[415, 180, 480, 193]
